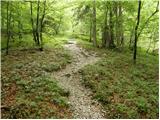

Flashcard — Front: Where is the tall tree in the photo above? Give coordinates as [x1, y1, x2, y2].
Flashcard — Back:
[30, 1, 37, 44]
[119, 2, 124, 47]
[133, 0, 141, 63]
[36, 0, 40, 45]
[101, 5, 108, 48]
[17, 2, 22, 40]
[6, 1, 11, 55]
[89, 11, 92, 42]
[39, 0, 46, 51]
[108, 4, 115, 48]
[92, 0, 97, 47]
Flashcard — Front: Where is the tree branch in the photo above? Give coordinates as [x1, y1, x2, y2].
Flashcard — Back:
[138, 1, 159, 38]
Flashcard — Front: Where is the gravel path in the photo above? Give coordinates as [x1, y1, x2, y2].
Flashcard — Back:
[53, 40, 105, 119]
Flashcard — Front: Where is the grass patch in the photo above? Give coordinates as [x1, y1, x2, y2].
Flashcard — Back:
[79, 40, 158, 119]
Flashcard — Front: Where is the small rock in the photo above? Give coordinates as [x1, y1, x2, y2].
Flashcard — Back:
[65, 73, 71, 77]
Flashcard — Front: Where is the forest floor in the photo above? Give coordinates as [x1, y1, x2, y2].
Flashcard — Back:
[1, 36, 106, 119]
[76, 39, 158, 119]
[53, 40, 105, 118]
[1, 35, 158, 119]
[1, 46, 73, 118]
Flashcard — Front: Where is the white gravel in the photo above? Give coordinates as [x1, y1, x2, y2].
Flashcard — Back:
[52, 40, 105, 119]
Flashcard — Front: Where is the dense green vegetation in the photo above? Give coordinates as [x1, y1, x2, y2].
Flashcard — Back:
[1, 0, 159, 119]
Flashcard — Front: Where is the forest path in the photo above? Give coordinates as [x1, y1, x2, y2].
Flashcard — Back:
[52, 39, 105, 119]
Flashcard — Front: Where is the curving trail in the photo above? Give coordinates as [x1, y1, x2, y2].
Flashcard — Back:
[52, 40, 105, 119]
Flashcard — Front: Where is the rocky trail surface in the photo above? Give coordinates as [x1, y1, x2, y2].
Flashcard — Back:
[53, 40, 105, 119]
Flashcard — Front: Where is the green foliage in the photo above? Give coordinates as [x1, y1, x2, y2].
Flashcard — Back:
[43, 34, 69, 48]
[135, 97, 149, 113]
[42, 63, 61, 72]
[52, 97, 69, 107]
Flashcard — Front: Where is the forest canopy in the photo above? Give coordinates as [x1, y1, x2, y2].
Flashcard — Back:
[1, 0, 159, 56]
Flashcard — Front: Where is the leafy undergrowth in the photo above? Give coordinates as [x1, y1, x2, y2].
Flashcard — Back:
[1, 34, 69, 51]
[78, 40, 159, 119]
[1, 48, 72, 118]
[43, 34, 69, 49]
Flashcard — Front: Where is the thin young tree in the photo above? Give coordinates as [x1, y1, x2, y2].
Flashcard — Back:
[6, 1, 11, 55]
[39, 0, 46, 51]
[133, 0, 142, 63]
[92, 0, 97, 47]
[89, 11, 92, 42]
[17, 2, 22, 40]
[30, 1, 37, 44]
[102, 5, 108, 48]
[108, 4, 115, 48]
[36, 0, 40, 46]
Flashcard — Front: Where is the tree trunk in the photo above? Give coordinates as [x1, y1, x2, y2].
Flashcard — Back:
[6, 1, 11, 55]
[133, 0, 141, 63]
[109, 5, 115, 48]
[92, 0, 97, 47]
[102, 8, 108, 48]
[18, 3, 22, 40]
[119, 3, 124, 47]
[39, 0, 46, 51]
[36, 0, 40, 46]
[30, 1, 37, 44]
[115, 2, 119, 46]
[89, 12, 92, 42]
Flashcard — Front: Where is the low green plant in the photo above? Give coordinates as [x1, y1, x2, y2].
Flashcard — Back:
[79, 40, 158, 119]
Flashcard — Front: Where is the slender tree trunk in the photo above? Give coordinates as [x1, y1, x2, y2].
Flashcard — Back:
[133, 0, 141, 63]
[92, 0, 97, 47]
[6, 1, 11, 55]
[109, 5, 115, 48]
[30, 2, 37, 44]
[39, 0, 46, 51]
[102, 8, 108, 48]
[6, 1, 10, 55]
[119, 3, 124, 47]
[89, 12, 92, 42]
[36, 0, 40, 46]
[115, 2, 119, 46]
[18, 3, 22, 40]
